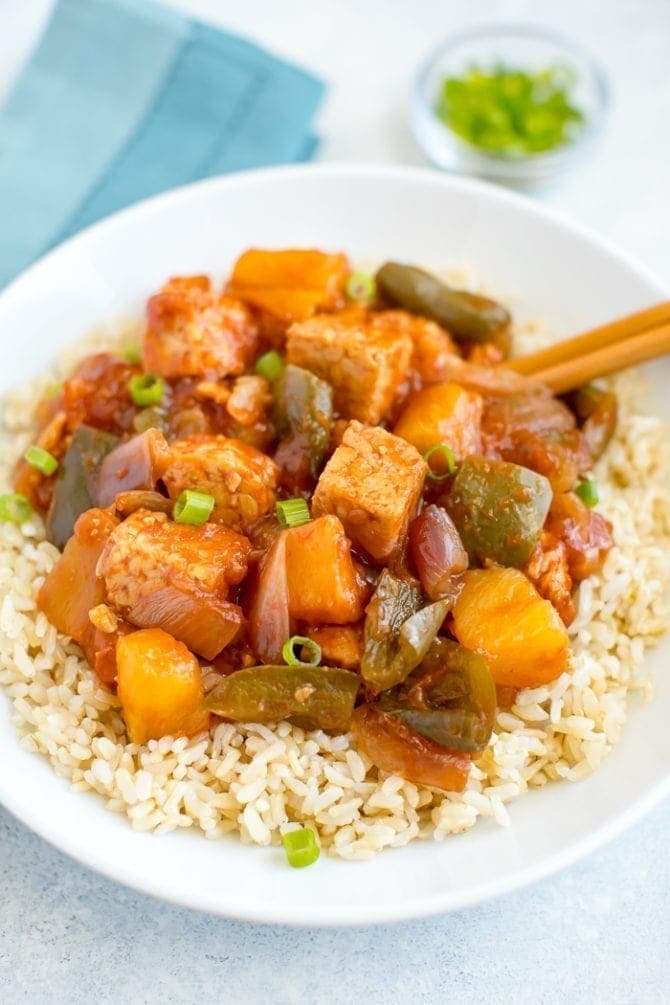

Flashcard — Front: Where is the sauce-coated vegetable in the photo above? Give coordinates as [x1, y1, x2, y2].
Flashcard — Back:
[361, 570, 447, 693]
[96, 428, 170, 508]
[206, 665, 360, 731]
[273, 364, 333, 491]
[381, 638, 496, 753]
[352, 704, 471, 792]
[46, 424, 119, 549]
[446, 455, 552, 567]
[248, 530, 292, 665]
[546, 492, 613, 580]
[567, 385, 618, 462]
[376, 262, 510, 344]
[409, 504, 468, 600]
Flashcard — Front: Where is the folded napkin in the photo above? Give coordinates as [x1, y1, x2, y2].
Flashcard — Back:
[0, 0, 325, 287]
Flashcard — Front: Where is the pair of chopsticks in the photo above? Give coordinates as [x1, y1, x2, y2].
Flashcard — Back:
[508, 301, 670, 393]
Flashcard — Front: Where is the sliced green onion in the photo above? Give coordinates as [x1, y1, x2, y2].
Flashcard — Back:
[46, 382, 63, 399]
[575, 479, 599, 507]
[128, 373, 164, 407]
[123, 344, 142, 364]
[24, 445, 59, 476]
[174, 489, 215, 526]
[0, 493, 33, 524]
[282, 827, 320, 868]
[423, 443, 457, 480]
[435, 65, 584, 156]
[276, 498, 311, 528]
[282, 635, 322, 667]
[345, 271, 376, 303]
[255, 350, 284, 381]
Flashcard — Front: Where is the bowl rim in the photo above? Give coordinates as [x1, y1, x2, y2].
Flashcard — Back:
[0, 163, 668, 925]
[411, 22, 611, 169]
[1, 163, 656, 308]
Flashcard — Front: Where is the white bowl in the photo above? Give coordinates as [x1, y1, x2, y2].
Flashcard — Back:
[0, 165, 668, 926]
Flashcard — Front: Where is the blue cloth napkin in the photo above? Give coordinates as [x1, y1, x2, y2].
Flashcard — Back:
[0, 0, 325, 288]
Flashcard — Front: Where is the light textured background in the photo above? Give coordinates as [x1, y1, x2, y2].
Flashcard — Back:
[1, 1, 669, 1001]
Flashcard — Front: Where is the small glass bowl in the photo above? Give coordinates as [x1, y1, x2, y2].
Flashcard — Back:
[411, 24, 610, 188]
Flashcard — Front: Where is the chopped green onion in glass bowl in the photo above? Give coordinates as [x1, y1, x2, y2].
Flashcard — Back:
[411, 25, 609, 188]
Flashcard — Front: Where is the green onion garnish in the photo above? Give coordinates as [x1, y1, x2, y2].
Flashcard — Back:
[423, 443, 457, 480]
[173, 489, 215, 526]
[276, 498, 311, 528]
[281, 827, 320, 868]
[282, 635, 322, 667]
[435, 64, 584, 156]
[123, 344, 142, 364]
[255, 350, 284, 381]
[24, 445, 59, 476]
[0, 493, 33, 524]
[345, 272, 376, 303]
[575, 479, 599, 507]
[128, 373, 164, 408]
[46, 382, 63, 399]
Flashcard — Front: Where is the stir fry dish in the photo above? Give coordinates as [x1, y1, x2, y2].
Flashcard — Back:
[9, 248, 617, 798]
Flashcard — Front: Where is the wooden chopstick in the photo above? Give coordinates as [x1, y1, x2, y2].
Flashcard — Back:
[524, 321, 670, 394]
[508, 301, 670, 377]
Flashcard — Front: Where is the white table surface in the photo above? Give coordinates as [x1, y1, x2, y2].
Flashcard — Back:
[1, 1, 669, 1001]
